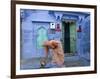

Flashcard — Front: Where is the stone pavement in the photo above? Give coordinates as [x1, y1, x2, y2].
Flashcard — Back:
[20, 55, 90, 70]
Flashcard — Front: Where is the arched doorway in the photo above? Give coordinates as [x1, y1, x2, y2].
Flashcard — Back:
[37, 27, 48, 49]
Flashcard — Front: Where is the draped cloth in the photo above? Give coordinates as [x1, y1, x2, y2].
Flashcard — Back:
[43, 40, 64, 67]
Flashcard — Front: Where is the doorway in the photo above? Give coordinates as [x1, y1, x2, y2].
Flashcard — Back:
[62, 20, 76, 54]
[37, 27, 48, 49]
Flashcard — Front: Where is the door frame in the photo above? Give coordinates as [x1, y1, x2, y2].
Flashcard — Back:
[62, 19, 77, 56]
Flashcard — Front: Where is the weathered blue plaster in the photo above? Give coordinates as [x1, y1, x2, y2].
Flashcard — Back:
[21, 9, 90, 61]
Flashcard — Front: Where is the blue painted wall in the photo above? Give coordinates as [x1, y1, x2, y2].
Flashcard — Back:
[78, 16, 90, 60]
[21, 9, 90, 60]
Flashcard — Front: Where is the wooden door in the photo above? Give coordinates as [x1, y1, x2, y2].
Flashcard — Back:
[62, 21, 76, 54]
[70, 22, 76, 53]
[37, 27, 48, 49]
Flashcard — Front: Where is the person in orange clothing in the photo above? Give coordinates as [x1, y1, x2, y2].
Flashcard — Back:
[41, 40, 65, 68]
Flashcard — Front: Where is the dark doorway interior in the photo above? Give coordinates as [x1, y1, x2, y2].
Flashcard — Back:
[63, 22, 70, 53]
[62, 20, 76, 54]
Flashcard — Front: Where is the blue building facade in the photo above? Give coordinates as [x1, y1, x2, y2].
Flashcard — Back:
[20, 9, 90, 62]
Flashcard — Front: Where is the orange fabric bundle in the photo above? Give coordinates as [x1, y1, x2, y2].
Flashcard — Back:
[43, 40, 64, 67]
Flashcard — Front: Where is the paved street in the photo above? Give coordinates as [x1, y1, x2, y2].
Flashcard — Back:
[20, 55, 90, 70]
